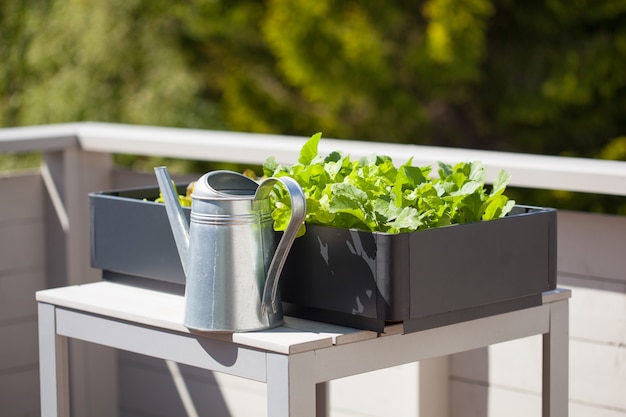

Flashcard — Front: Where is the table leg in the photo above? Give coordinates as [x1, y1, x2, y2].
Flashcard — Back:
[38, 303, 70, 417]
[542, 299, 569, 417]
[266, 352, 317, 417]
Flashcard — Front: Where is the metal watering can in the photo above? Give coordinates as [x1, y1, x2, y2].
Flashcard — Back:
[154, 167, 306, 332]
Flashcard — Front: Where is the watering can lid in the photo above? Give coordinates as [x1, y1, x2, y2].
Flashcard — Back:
[192, 170, 259, 200]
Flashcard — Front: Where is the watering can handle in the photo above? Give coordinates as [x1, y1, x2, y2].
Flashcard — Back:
[255, 177, 306, 316]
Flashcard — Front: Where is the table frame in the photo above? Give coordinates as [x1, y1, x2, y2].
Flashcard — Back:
[38, 283, 570, 417]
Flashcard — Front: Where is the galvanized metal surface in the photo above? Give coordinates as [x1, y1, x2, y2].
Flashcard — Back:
[155, 167, 306, 332]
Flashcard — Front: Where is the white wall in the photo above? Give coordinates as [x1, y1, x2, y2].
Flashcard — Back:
[0, 172, 46, 417]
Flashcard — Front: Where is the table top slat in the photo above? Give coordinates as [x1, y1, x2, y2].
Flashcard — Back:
[282, 316, 378, 345]
[37, 281, 358, 354]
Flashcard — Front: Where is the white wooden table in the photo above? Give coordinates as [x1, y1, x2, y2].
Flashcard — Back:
[37, 281, 570, 417]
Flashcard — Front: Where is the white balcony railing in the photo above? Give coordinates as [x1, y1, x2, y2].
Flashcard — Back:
[3, 121, 626, 195]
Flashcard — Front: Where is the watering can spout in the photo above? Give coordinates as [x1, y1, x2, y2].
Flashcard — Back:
[154, 166, 190, 277]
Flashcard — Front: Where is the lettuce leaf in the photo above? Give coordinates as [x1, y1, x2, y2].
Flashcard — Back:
[263, 133, 515, 234]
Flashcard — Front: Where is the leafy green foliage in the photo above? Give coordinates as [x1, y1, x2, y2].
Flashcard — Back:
[3, 0, 625, 162]
[264, 134, 515, 234]
[1, 0, 224, 129]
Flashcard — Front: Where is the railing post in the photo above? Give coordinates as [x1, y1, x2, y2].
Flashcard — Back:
[42, 146, 119, 417]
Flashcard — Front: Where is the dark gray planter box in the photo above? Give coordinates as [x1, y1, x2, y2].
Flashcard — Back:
[90, 186, 557, 332]
[89, 186, 189, 292]
[281, 204, 557, 332]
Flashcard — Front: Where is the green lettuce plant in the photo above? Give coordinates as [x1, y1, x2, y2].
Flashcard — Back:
[264, 133, 515, 235]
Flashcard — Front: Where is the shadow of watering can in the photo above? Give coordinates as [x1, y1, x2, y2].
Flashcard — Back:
[155, 167, 306, 332]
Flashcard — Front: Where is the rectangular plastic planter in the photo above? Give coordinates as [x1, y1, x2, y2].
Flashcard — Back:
[90, 186, 557, 332]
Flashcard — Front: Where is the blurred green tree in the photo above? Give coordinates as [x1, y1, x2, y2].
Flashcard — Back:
[2, 0, 625, 161]
[2, 0, 223, 129]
